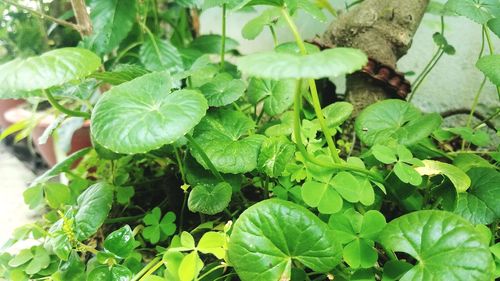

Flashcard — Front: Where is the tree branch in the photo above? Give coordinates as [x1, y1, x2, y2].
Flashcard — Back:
[1, 0, 81, 32]
[70, 0, 92, 36]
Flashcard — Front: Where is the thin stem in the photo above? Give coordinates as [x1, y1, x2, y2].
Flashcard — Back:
[269, 25, 278, 47]
[473, 108, 500, 129]
[70, 0, 92, 36]
[1, 0, 81, 32]
[408, 49, 444, 101]
[105, 214, 143, 224]
[139, 259, 164, 281]
[179, 192, 188, 233]
[185, 135, 225, 182]
[44, 90, 91, 119]
[281, 8, 341, 163]
[198, 264, 227, 280]
[220, 4, 227, 69]
[483, 25, 500, 99]
[466, 77, 487, 129]
[131, 257, 161, 281]
[174, 148, 186, 182]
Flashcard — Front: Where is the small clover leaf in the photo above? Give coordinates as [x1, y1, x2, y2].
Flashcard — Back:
[142, 207, 176, 244]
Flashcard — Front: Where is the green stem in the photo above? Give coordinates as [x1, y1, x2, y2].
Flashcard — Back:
[198, 264, 227, 280]
[44, 90, 91, 119]
[105, 214, 143, 224]
[179, 192, 188, 233]
[408, 49, 444, 101]
[473, 108, 500, 130]
[132, 257, 162, 281]
[174, 148, 186, 182]
[281, 8, 341, 164]
[269, 25, 278, 47]
[220, 4, 227, 69]
[185, 134, 225, 182]
[466, 77, 488, 129]
[483, 25, 500, 99]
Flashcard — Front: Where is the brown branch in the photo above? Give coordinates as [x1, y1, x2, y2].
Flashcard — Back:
[70, 0, 92, 36]
[1, 0, 81, 32]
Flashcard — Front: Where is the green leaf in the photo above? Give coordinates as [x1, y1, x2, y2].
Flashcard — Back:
[360, 210, 387, 240]
[24, 246, 50, 275]
[302, 181, 343, 214]
[247, 78, 297, 116]
[415, 160, 471, 192]
[189, 35, 239, 54]
[44, 183, 71, 209]
[116, 186, 135, 205]
[90, 64, 149, 85]
[91, 71, 208, 154]
[8, 249, 33, 267]
[178, 252, 203, 281]
[0, 48, 101, 98]
[343, 238, 377, 268]
[477, 55, 500, 86]
[188, 182, 232, 215]
[321, 102, 353, 129]
[103, 225, 136, 259]
[487, 18, 500, 38]
[257, 136, 296, 177]
[445, 0, 500, 24]
[88, 0, 136, 54]
[380, 210, 494, 281]
[56, 251, 85, 281]
[30, 147, 91, 187]
[394, 162, 422, 186]
[87, 265, 133, 281]
[331, 171, 363, 203]
[228, 199, 342, 280]
[197, 231, 226, 259]
[383, 260, 413, 281]
[191, 109, 265, 174]
[140, 36, 183, 72]
[242, 8, 281, 40]
[199, 73, 246, 106]
[355, 99, 442, 146]
[142, 208, 176, 244]
[453, 168, 500, 224]
[371, 144, 397, 164]
[74, 182, 114, 240]
[164, 251, 184, 281]
[23, 185, 44, 209]
[237, 48, 368, 79]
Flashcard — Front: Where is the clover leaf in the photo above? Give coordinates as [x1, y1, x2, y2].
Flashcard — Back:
[142, 207, 176, 244]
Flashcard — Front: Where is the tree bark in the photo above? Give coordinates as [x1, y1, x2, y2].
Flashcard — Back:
[70, 0, 93, 36]
[322, 0, 429, 114]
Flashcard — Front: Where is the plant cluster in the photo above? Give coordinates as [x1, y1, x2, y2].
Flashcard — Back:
[0, 0, 499, 281]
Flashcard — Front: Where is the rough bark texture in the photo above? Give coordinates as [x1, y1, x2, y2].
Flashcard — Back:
[322, 0, 429, 115]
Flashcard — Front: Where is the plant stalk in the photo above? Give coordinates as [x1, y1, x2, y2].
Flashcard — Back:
[220, 4, 227, 69]
[185, 134, 225, 182]
[44, 90, 91, 119]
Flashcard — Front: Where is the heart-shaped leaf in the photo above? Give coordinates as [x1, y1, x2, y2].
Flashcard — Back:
[247, 78, 297, 116]
[453, 168, 500, 224]
[0, 48, 101, 98]
[355, 99, 442, 146]
[487, 18, 500, 38]
[445, 0, 500, 24]
[228, 199, 342, 281]
[74, 182, 114, 240]
[91, 71, 208, 154]
[191, 109, 265, 173]
[199, 73, 246, 106]
[103, 225, 137, 259]
[242, 8, 281, 40]
[476, 55, 500, 86]
[380, 210, 494, 281]
[321, 101, 353, 128]
[87, 265, 133, 281]
[302, 181, 343, 214]
[237, 48, 367, 79]
[188, 182, 232, 215]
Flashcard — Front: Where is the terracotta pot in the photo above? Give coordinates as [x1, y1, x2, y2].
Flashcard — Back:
[0, 99, 25, 128]
[4, 108, 91, 167]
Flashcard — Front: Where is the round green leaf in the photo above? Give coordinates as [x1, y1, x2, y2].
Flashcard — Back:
[199, 73, 246, 107]
[188, 182, 232, 215]
[140, 36, 183, 72]
[228, 199, 342, 281]
[257, 136, 296, 178]
[301, 181, 343, 214]
[453, 168, 500, 224]
[247, 78, 297, 116]
[445, 0, 500, 24]
[487, 18, 500, 38]
[331, 172, 363, 203]
[394, 162, 423, 186]
[92, 71, 208, 154]
[74, 182, 114, 240]
[380, 210, 494, 281]
[191, 109, 265, 174]
[321, 101, 353, 128]
[103, 225, 136, 259]
[343, 239, 377, 269]
[237, 48, 367, 79]
[476, 55, 500, 87]
[355, 99, 442, 146]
